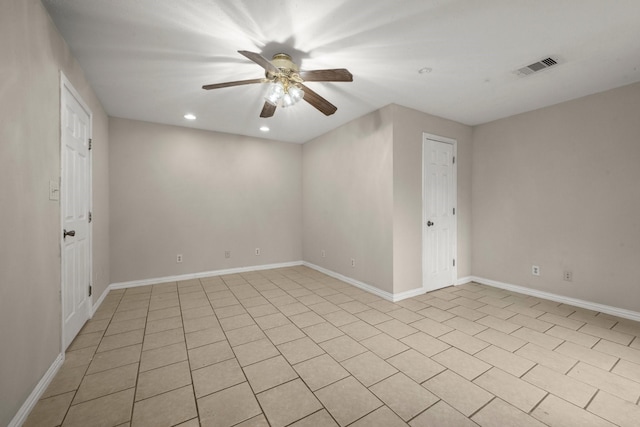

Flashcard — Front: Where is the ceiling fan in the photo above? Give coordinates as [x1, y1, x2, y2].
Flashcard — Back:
[202, 50, 353, 118]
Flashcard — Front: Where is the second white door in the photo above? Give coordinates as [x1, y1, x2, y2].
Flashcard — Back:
[61, 77, 92, 350]
[423, 135, 456, 292]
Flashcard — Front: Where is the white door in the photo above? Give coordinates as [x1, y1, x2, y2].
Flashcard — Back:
[423, 135, 456, 291]
[61, 77, 92, 350]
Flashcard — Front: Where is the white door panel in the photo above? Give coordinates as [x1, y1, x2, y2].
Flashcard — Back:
[61, 78, 92, 350]
[423, 136, 456, 292]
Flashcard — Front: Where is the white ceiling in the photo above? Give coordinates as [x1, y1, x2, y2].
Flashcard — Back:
[43, 0, 640, 143]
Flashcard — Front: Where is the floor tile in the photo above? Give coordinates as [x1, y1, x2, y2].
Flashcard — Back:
[63, 388, 134, 427]
[400, 332, 450, 357]
[136, 360, 192, 401]
[131, 385, 197, 427]
[188, 340, 234, 370]
[439, 330, 489, 354]
[432, 347, 491, 380]
[264, 323, 306, 345]
[233, 338, 280, 367]
[233, 414, 270, 427]
[515, 343, 577, 374]
[293, 354, 350, 391]
[474, 367, 546, 412]
[545, 325, 600, 348]
[532, 394, 615, 427]
[356, 309, 393, 325]
[74, 363, 138, 404]
[567, 361, 640, 403]
[471, 398, 546, 427]
[417, 306, 456, 322]
[523, 364, 596, 407]
[388, 349, 445, 383]
[257, 379, 322, 427]
[370, 373, 438, 421]
[219, 313, 256, 331]
[139, 342, 187, 372]
[320, 335, 368, 362]
[315, 376, 383, 426]
[144, 316, 182, 335]
[475, 345, 535, 377]
[341, 351, 398, 386]
[579, 323, 634, 345]
[97, 329, 144, 353]
[593, 339, 640, 364]
[253, 312, 291, 330]
[243, 355, 298, 393]
[351, 406, 407, 427]
[410, 317, 454, 337]
[226, 324, 266, 347]
[23, 392, 75, 427]
[278, 337, 325, 364]
[193, 358, 245, 398]
[360, 333, 410, 359]
[411, 400, 479, 427]
[443, 316, 488, 336]
[424, 369, 493, 417]
[610, 358, 640, 383]
[322, 310, 359, 327]
[245, 303, 279, 318]
[288, 410, 338, 427]
[475, 328, 526, 352]
[511, 327, 563, 350]
[587, 390, 640, 427]
[143, 328, 184, 351]
[86, 344, 142, 375]
[376, 319, 418, 339]
[42, 364, 88, 398]
[555, 341, 618, 370]
[303, 322, 344, 343]
[198, 382, 261, 427]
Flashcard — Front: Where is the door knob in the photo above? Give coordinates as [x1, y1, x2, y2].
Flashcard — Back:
[63, 229, 76, 239]
[427, 221, 434, 227]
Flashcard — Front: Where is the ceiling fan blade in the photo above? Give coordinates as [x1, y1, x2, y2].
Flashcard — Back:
[202, 78, 263, 90]
[299, 69, 353, 82]
[260, 102, 276, 118]
[299, 84, 337, 116]
[238, 50, 280, 75]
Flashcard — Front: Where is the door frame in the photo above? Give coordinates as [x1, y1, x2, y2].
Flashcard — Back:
[60, 72, 93, 352]
[422, 132, 458, 291]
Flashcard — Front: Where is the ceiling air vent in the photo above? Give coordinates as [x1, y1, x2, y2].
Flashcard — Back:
[516, 57, 559, 76]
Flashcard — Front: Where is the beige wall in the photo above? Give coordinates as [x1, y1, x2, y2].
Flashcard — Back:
[109, 118, 302, 283]
[303, 106, 395, 292]
[302, 104, 473, 295]
[472, 81, 640, 312]
[0, 0, 110, 425]
[392, 104, 473, 293]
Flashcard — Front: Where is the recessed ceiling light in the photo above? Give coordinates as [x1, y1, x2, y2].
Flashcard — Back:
[259, 126, 270, 132]
[418, 67, 432, 74]
[184, 113, 196, 120]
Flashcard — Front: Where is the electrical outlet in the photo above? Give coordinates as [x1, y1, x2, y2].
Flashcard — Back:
[176, 254, 183, 263]
[563, 270, 573, 282]
[255, 248, 261, 256]
[321, 249, 326, 258]
[351, 258, 356, 268]
[532, 265, 540, 276]
[225, 250, 231, 259]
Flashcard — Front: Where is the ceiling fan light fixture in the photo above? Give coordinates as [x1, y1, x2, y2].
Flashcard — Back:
[288, 85, 304, 103]
[264, 81, 285, 105]
[281, 93, 294, 108]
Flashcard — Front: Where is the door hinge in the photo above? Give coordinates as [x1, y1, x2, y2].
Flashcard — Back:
[88, 285, 92, 297]
[88, 212, 92, 223]
[88, 138, 92, 150]
[453, 259, 456, 267]
[453, 207, 456, 215]
[452, 156, 455, 164]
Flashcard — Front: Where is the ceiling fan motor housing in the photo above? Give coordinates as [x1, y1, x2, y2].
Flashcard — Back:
[267, 53, 299, 78]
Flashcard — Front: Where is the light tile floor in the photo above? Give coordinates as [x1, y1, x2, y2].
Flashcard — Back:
[25, 266, 640, 427]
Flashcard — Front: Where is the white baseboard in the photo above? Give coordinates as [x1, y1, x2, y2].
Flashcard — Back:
[109, 261, 304, 290]
[456, 276, 473, 286]
[91, 284, 110, 317]
[470, 276, 640, 323]
[8, 353, 64, 427]
[302, 262, 427, 302]
[302, 262, 396, 301]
